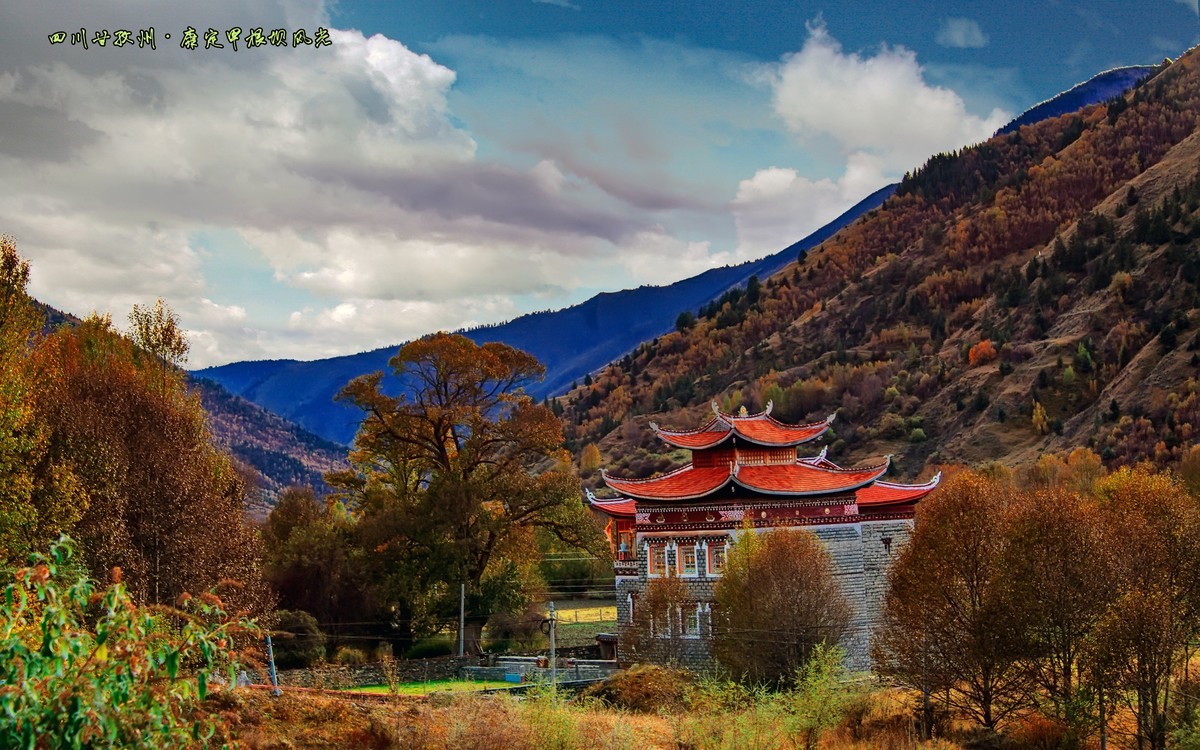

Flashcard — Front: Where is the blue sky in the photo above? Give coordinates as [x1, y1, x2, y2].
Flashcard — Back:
[2, 1, 1197, 366]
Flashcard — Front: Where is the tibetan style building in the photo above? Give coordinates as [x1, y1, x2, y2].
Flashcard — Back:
[588, 402, 940, 669]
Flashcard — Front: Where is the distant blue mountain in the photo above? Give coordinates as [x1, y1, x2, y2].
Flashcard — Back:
[996, 65, 1156, 135]
[195, 185, 895, 446]
[196, 64, 1155, 448]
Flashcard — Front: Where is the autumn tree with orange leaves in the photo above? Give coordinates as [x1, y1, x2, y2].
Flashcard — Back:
[0, 238, 269, 617]
[878, 461, 1200, 747]
[713, 528, 852, 686]
[874, 470, 1032, 731]
[30, 313, 271, 615]
[330, 333, 601, 653]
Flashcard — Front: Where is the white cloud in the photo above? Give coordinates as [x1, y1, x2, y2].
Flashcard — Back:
[617, 227, 727, 285]
[766, 21, 1009, 172]
[1172, 0, 1198, 16]
[731, 152, 889, 261]
[3, 2, 728, 366]
[285, 296, 522, 359]
[241, 227, 585, 301]
[534, 0, 581, 9]
[1, 6, 1016, 368]
[936, 18, 990, 49]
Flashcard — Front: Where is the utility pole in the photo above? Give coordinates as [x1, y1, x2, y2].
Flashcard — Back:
[265, 634, 282, 697]
[548, 601, 558, 697]
[457, 583, 465, 657]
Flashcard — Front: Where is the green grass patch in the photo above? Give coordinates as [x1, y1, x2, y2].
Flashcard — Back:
[343, 679, 516, 695]
[553, 619, 617, 648]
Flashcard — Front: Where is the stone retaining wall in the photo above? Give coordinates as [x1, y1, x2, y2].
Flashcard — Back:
[276, 656, 482, 689]
[461, 662, 616, 683]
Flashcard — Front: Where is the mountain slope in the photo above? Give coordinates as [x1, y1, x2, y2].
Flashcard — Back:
[563, 51, 1200, 481]
[191, 378, 347, 507]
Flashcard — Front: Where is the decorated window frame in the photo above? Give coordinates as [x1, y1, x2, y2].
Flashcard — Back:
[679, 603, 702, 639]
[677, 543, 699, 577]
[707, 538, 728, 576]
[647, 542, 668, 577]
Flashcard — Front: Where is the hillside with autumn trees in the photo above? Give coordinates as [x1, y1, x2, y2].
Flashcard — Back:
[562, 50, 1200, 483]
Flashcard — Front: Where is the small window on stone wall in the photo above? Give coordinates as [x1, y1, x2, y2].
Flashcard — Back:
[679, 544, 698, 575]
[679, 604, 701, 638]
[648, 544, 667, 576]
[708, 542, 727, 575]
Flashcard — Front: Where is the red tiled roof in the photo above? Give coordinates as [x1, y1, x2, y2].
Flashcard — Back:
[587, 497, 637, 517]
[856, 473, 942, 507]
[653, 417, 733, 449]
[601, 465, 731, 501]
[653, 402, 834, 449]
[735, 460, 888, 496]
[601, 457, 890, 501]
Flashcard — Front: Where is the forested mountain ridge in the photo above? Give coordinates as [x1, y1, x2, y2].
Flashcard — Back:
[996, 65, 1156, 135]
[190, 378, 347, 511]
[563, 52, 1200, 481]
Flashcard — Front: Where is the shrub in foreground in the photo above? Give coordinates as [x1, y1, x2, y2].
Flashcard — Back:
[0, 536, 258, 748]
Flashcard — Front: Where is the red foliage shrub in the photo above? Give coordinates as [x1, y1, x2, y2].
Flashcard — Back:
[968, 339, 999, 367]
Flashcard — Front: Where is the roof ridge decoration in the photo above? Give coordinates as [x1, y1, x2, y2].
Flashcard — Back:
[873, 471, 943, 490]
[797, 455, 891, 474]
[711, 400, 733, 427]
[855, 470, 942, 507]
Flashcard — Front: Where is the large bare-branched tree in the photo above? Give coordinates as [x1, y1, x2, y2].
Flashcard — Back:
[625, 569, 691, 665]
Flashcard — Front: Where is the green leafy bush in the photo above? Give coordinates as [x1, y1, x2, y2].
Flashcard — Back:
[0, 536, 258, 748]
[272, 610, 325, 669]
[334, 646, 368, 665]
[405, 637, 455, 659]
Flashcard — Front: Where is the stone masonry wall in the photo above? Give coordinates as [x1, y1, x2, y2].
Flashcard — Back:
[861, 519, 915, 659]
[812, 524, 869, 670]
[615, 519, 914, 673]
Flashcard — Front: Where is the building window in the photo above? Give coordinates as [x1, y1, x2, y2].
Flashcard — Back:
[648, 544, 667, 576]
[678, 544, 698, 576]
[679, 604, 701, 638]
[708, 541, 727, 575]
